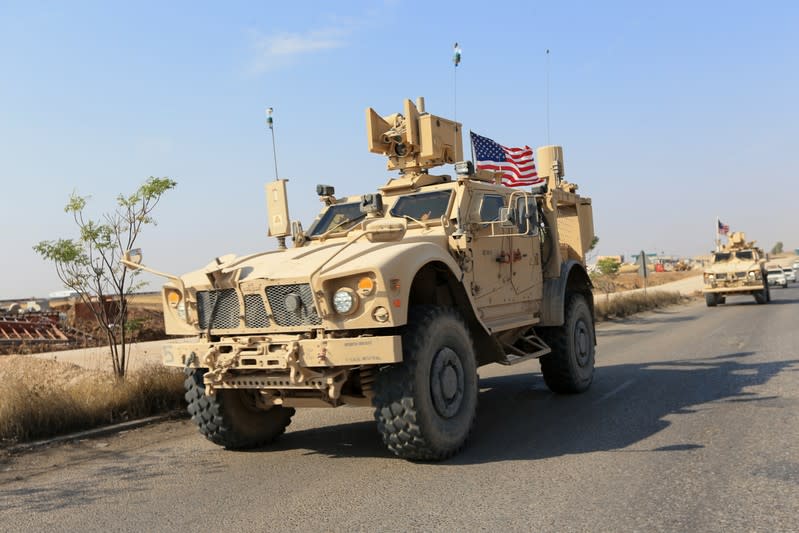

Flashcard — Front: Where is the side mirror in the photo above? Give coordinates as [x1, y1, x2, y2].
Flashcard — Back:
[499, 207, 515, 227]
[291, 220, 306, 246]
[123, 248, 143, 267]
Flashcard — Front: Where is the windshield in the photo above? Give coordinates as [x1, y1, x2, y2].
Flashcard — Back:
[713, 252, 731, 262]
[735, 250, 754, 260]
[308, 202, 363, 236]
[390, 190, 452, 221]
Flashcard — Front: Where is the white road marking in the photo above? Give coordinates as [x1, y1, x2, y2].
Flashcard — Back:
[594, 378, 635, 404]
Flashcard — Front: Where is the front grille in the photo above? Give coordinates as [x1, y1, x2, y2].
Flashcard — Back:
[265, 284, 322, 327]
[735, 272, 746, 278]
[243, 294, 269, 328]
[715, 273, 727, 280]
[196, 289, 240, 329]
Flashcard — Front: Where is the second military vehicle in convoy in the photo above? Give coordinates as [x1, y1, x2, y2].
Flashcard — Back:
[125, 98, 596, 460]
[703, 232, 769, 306]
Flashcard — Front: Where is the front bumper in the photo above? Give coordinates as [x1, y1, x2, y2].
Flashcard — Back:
[163, 334, 402, 370]
[703, 281, 762, 294]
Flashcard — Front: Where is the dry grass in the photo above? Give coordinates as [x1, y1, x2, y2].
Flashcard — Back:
[594, 290, 690, 321]
[0, 356, 184, 446]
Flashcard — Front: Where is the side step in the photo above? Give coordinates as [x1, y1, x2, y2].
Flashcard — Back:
[497, 333, 551, 366]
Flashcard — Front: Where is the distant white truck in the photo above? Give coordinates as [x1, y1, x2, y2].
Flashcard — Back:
[767, 268, 788, 288]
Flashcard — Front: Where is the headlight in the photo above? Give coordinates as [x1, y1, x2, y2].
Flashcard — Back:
[333, 289, 357, 314]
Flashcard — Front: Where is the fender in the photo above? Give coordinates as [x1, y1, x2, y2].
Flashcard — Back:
[376, 241, 488, 331]
[540, 260, 593, 327]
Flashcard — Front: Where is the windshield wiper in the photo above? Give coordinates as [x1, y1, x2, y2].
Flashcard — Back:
[399, 214, 430, 230]
[319, 213, 367, 240]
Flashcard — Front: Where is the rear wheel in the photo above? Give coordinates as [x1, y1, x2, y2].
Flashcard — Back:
[372, 306, 478, 461]
[184, 368, 294, 450]
[538, 293, 595, 393]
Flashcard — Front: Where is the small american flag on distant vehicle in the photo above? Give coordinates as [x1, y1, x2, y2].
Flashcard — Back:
[470, 131, 542, 187]
[718, 219, 730, 235]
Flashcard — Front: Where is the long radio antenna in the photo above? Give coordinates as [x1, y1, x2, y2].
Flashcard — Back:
[453, 42, 461, 121]
[453, 42, 462, 166]
[266, 107, 279, 179]
[545, 48, 551, 144]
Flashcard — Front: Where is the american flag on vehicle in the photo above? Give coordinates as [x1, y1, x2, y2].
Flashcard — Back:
[718, 219, 730, 235]
[470, 131, 542, 187]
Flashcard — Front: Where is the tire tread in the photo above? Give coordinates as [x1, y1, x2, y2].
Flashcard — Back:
[372, 306, 476, 461]
[183, 368, 294, 450]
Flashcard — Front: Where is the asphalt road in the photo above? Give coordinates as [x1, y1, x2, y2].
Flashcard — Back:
[2, 286, 798, 532]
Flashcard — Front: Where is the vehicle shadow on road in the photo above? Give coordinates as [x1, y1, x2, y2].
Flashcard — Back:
[249, 352, 799, 465]
[449, 354, 799, 465]
[765, 297, 799, 305]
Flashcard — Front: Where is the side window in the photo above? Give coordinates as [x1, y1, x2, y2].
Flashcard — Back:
[479, 195, 505, 222]
[514, 196, 539, 235]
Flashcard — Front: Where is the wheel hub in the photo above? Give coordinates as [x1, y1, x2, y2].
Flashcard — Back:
[574, 319, 591, 367]
[430, 347, 465, 418]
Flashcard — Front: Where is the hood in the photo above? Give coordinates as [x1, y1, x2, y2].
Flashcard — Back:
[706, 260, 760, 274]
[180, 234, 448, 287]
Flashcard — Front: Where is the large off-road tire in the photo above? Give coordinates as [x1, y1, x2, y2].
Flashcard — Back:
[705, 293, 718, 307]
[538, 293, 595, 393]
[754, 288, 768, 304]
[372, 306, 478, 461]
[184, 368, 294, 450]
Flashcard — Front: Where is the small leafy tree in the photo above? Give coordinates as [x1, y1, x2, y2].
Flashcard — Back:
[586, 235, 600, 263]
[592, 257, 621, 303]
[770, 242, 783, 255]
[34, 177, 176, 378]
[597, 257, 621, 276]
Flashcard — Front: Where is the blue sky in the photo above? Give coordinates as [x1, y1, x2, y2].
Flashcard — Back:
[1, 0, 797, 298]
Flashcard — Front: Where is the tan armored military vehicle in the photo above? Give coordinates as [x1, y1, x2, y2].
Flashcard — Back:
[702, 232, 769, 306]
[124, 98, 596, 460]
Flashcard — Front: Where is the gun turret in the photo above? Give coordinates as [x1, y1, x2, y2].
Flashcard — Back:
[366, 97, 463, 173]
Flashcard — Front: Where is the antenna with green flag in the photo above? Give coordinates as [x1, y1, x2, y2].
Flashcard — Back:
[452, 42, 463, 167]
[452, 42, 461, 123]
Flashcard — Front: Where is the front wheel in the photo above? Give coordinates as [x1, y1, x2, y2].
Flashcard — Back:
[372, 306, 478, 461]
[705, 293, 718, 307]
[184, 368, 295, 450]
[754, 287, 768, 304]
[538, 293, 596, 393]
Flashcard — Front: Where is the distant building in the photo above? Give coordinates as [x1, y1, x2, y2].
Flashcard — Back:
[48, 289, 79, 299]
